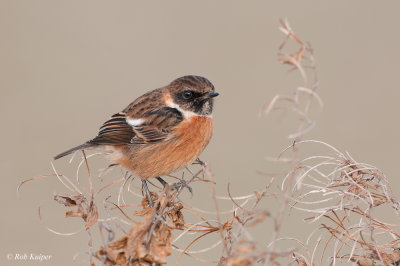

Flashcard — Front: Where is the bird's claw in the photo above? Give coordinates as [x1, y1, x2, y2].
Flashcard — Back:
[156, 176, 193, 197]
[172, 179, 193, 196]
[194, 158, 206, 166]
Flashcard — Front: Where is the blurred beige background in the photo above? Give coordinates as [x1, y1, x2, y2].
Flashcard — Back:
[2, 1, 400, 265]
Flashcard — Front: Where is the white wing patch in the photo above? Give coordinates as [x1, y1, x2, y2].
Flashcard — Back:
[126, 118, 145, 127]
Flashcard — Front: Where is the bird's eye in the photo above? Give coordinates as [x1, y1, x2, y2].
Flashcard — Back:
[183, 90, 193, 99]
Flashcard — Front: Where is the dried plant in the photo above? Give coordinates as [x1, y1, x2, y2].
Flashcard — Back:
[260, 19, 400, 265]
[18, 18, 399, 266]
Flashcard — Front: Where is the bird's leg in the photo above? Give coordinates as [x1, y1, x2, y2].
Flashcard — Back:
[156, 176, 193, 196]
[142, 179, 154, 208]
[142, 179, 166, 229]
[156, 177, 168, 187]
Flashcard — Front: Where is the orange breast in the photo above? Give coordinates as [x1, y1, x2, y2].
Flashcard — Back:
[108, 116, 213, 179]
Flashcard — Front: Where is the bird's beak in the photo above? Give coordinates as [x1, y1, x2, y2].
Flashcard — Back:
[197, 91, 219, 102]
[204, 91, 219, 99]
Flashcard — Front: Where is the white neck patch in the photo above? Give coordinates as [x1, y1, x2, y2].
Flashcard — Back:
[165, 99, 212, 119]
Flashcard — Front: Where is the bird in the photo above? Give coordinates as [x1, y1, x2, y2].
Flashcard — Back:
[54, 75, 219, 208]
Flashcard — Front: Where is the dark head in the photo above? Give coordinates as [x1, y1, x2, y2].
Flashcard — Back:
[166, 75, 218, 116]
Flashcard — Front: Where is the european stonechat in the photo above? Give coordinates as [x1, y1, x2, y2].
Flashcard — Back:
[54, 75, 219, 207]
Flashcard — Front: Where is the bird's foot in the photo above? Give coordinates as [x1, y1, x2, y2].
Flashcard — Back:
[156, 177, 193, 197]
[172, 179, 193, 196]
[193, 158, 206, 166]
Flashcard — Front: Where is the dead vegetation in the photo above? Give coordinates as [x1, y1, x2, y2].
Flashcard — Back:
[19, 19, 399, 265]
[260, 19, 400, 265]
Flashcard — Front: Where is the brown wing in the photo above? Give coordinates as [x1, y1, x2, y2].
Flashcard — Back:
[130, 126, 171, 144]
[53, 112, 133, 159]
[54, 97, 184, 160]
[88, 112, 135, 145]
[90, 107, 183, 145]
[128, 107, 183, 144]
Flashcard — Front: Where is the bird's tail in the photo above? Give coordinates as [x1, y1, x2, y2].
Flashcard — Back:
[53, 143, 92, 160]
